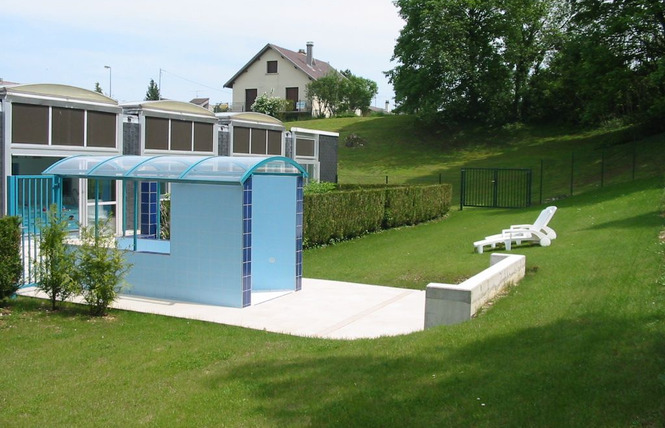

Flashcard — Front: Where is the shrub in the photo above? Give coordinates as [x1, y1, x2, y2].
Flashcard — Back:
[304, 181, 337, 195]
[0, 216, 22, 302]
[303, 184, 452, 247]
[76, 218, 132, 316]
[34, 206, 77, 310]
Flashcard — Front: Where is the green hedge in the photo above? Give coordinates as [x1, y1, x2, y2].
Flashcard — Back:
[0, 216, 22, 300]
[304, 184, 452, 247]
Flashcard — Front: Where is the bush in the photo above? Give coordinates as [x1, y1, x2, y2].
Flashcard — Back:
[303, 184, 452, 247]
[0, 216, 22, 302]
[76, 218, 132, 316]
[304, 181, 337, 195]
[34, 206, 77, 310]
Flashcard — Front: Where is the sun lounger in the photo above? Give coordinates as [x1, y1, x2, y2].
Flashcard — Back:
[473, 206, 558, 254]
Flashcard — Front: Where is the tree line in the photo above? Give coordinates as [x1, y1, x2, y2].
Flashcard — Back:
[387, 0, 665, 128]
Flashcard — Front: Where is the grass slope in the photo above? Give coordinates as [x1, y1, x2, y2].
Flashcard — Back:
[287, 116, 665, 202]
[2, 177, 664, 427]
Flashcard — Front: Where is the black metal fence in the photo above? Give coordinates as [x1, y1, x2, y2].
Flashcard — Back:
[339, 138, 665, 207]
[460, 168, 532, 210]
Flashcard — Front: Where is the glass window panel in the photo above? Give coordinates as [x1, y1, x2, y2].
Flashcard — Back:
[296, 138, 315, 157]
[251, 129, 267, 154]
[267, 60, 278, 74]
[87, 111, 117, 147]
[145, 117, 169, 150]
[171, 119, 192, 151]
[267, 130, 282, 155]
[12, 103, 48, 144]
[52, 107, 84, 146]
[234, 127, 250, 153]
[193, 122, 214, 152]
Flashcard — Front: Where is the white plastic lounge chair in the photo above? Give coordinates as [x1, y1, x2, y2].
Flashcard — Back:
[473, 206, 558, 254]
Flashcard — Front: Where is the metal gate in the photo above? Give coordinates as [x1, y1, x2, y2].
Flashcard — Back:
[460, 168, 532, 210]
[7, 175, 60, 285]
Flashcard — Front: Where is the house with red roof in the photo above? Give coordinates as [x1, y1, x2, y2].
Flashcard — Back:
[224, 42, 335, 117]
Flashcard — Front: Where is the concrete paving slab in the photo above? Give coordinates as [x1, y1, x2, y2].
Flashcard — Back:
[18, 278, 425, 340]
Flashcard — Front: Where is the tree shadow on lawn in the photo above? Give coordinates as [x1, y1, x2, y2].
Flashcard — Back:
[204, 314, 665, 427]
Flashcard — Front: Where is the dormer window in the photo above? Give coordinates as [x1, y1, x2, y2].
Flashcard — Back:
[267, 60, 278, 74]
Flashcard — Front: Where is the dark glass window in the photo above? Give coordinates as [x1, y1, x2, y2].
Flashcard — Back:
[267, 60, 278, 74]
[52, 107, 84, 146]
[193, 122, 214, 152]
[12, 103, 48, 144]
[251, 129, 267, 154]
[296, 138, 315, 157]
[234, 127, 250, 153]
[267, 130, 282, 155]
[145, 117, 169, 150]
[171, 120, 192, 151]
[87, 111, 116, 147]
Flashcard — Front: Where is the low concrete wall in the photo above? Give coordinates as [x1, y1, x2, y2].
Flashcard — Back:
[424, 253, 526, 328]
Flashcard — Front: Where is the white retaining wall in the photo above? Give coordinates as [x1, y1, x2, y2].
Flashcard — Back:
[424, 253, 526, 328]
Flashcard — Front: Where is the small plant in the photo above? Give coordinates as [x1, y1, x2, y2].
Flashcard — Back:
[76, 218, 131, 316]
[0, 216, 22, 302]
[34, 206, 77, 310]
[160, 193, 171, 240]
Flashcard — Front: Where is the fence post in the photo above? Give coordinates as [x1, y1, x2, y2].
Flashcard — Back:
[539, 159, 544, 205]
[439, 173, 442, 184]
[601, 150, 605, 188]
[632, 141, 637, 180]
[460, 169, 466, 211]
[385, 175, 389, 185]
[570, 152, 575, 196]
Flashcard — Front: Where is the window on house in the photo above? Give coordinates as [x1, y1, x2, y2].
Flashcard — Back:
[267, 130, 281, 155]
[12, 103, 49, 144]
[251, 129, 267, 154]
[234, 127, 251, 153]
[267, 60, 278, 74]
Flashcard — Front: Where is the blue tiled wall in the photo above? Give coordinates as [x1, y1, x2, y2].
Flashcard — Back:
[140, 181, 158, 237]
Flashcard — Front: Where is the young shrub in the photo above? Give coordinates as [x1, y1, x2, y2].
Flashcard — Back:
[160, 193, 171, 240]
[34, 206, 77, 310]
[76, 218, 132, 316]
[303, 181, 337, 195]
[0, 216, 22, 302]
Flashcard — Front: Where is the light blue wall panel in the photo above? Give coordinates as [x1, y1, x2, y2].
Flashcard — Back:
[251, 175, 297, 291]
[123, 182, 245, 307]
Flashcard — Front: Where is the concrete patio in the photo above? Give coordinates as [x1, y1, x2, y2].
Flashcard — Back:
[18, 278, 426, 340]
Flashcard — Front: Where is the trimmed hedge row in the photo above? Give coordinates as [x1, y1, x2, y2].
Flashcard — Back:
[304, 184, 452, 247]
[0, 216, 22, 301]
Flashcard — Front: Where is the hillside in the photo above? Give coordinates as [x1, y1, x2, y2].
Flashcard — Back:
[286, 115, 665, 202]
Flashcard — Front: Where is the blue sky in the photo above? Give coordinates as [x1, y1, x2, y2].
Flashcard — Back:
[2, 0, 405, 108]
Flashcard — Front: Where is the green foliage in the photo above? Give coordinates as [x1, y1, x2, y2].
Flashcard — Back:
[34, 206, 77, 310]
[384, 185, 452, 228]
[251, 92, 288, 117]
[389, 0, 665, 126]
[304, 184, 452, 247]
[145, 79, 161, 101]
[76, 218, 131, 316]
[303, 181, 337, 195]
[0, 216, 22, 302]
[307, 70, 378, 117]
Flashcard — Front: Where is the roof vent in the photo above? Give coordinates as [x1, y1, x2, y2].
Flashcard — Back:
[306, 41, 313, 66]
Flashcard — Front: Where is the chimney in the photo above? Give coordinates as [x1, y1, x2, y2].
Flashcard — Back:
[306, 41, 313, 66]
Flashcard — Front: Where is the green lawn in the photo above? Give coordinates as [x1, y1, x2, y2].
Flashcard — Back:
[2, 176, 664, 427]
[286, 116, 665, 203]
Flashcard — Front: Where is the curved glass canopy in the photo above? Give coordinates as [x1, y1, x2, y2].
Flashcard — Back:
[43, 155, 307, 184]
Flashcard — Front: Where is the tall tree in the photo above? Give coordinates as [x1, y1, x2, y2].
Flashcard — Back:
[388, 0, 511, 124]
[145, 79, 161, 101]
[94, 82, 103, 94]
[340, 70, 379, 114]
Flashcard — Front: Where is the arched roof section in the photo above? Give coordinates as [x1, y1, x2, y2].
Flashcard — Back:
[0, 83, 118, 105]
[43, 155, 307, 184]
[216, 111, 284, 126]
[121, 100, 216, 119]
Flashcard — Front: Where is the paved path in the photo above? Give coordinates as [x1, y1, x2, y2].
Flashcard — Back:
[19, 278, 425, 340]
